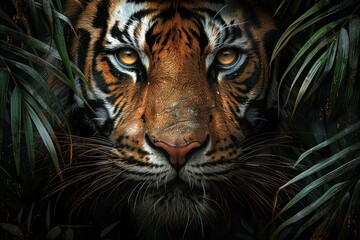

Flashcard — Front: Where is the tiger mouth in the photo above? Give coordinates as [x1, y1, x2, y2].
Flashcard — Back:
[129, 178, 219, 229]
[127, 177, 214, 217]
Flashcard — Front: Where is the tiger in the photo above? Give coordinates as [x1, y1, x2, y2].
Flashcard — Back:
[55, 0, 292, 239]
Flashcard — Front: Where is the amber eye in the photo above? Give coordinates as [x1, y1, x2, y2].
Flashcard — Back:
[215, 48, 239, 66]
[117, 48, 139, 66]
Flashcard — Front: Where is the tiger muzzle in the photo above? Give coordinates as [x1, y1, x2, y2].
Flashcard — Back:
[145, 103, 211, 169]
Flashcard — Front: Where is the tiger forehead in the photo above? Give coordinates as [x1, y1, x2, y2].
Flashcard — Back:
[104, 0, 252, 52]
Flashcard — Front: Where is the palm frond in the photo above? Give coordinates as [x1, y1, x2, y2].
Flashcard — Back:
[271, 0, 360, 238]
[0, 0, 79, 238]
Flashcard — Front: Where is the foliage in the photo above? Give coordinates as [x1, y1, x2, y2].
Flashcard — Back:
[0, 0, 359, 239]
[0, 0, 82, 238]
[271, 0, 360, 239]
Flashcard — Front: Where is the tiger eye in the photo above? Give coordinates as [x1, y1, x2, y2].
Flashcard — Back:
[117, 48, 139, 66]
[216, 48, 238, 66]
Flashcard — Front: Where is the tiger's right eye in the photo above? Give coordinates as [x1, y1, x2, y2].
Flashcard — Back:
[117, 48, 139, 66]
[215, 48, 239, 67]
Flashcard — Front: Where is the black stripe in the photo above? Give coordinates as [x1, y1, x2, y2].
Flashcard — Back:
[228, 25, 243, 42]
[233, 64, 260, 93]
[160, 30, 171, 48]
[93, 0, 110, 28]
[230, 92, 248, 104]
[197, 25, 209, 56]
[155, 8, 176, 21]
[87, 99, 106, 109]
[113, 102, 126, 120]
[77, 28, 91, 72]
[109, 92, 123, 107]
[99, 118, 114, 135]
[207, 65, 218, 85]
[92, 56, 138, 96]
[182, 27, 192, 47]
[110, 21, 133, 44]
[145, 21, 158, 53]
[228, 104, 240, 120]
[131, 9, 156, 21]
[106, 90, 124, 105]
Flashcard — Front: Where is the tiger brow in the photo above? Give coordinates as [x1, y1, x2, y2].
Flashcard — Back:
[108, 9, 157, 47]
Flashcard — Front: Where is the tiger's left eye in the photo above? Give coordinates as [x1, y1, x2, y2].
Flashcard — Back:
[215, 48, 239, 66]
[117, 48, 139, 66]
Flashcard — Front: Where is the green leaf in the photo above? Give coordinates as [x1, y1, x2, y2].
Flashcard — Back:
[0, 38, 88, 106]
[292, 50, 327, 114]
[0, 25, 88, 99]
[304, 39, 338, 102]
[312, 203, 339, 238]
[46, 226, 62, 239]
[278, 18, 346, 95]
[284, 142, 360, 191]
[17, 208, 24, 225]
[27, 202, 35, 232]
[66, 228, 75, 240]
[241, 218, 255, 235]
[46, 201, 51, 229]
[0, 69, 10, 159]
[0, 25, 62, 63]
[346, 16, 360, 106]
[11, 70, 62, 123]
[28, 0, 39, 31]
[330, 28, 349, 112]
[272, 0, 332, 60]
[295, 121, 360, 165]
[0, 39, 76, 92]
[40, 0, 53, 33]
[338, 179, 360, 239]
[10, 86, 22, 175]
[293, 200, 338, 239]
[0, 223, 23, 237]
[283, 33, 338, 106]
[272, 0, 355, 62]
[50, 4, 76, 33]
[276, 156, 360, 217]
[23, 107, 35, 172]
[3, 58, 52, 98]
[24, 99, 61, 175]
[336, 192, 351, 229]
[53, 16, 75, 84]
[100, 221, 119, 239]
[271, 181, 348, 240]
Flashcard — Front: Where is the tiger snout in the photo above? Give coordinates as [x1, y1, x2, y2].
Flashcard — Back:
[141, 99, 215, 186]
[145, 133, 210, 170]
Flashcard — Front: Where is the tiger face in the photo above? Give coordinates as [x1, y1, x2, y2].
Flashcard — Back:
[64, 0, 280, 238]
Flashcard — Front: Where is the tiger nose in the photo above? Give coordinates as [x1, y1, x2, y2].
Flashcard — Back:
[154, 141, 202, 169]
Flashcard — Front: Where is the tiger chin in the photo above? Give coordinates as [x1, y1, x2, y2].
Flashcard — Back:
[55, 0, 289, 239]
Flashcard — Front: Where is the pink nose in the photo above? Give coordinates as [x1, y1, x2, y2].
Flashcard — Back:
[154, 141, 201, 168]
